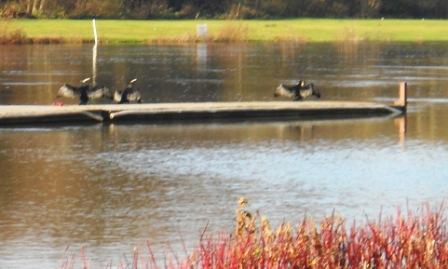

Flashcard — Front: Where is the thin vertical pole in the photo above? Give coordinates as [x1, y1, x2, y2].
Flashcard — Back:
[394, 81, 407, 111]
[92, 45, 97, 86]
[92, 19, 98, 86]
[92, 18, 98, 46]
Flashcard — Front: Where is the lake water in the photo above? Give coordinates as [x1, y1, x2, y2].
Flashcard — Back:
[1, 42, 448, 268]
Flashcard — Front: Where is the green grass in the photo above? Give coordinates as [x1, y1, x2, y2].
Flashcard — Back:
[2, 19, 448, 43]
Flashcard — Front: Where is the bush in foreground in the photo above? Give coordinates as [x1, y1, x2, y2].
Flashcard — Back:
[62, 199, 448, 269]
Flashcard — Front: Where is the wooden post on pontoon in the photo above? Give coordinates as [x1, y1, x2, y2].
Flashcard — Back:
[394, 81, 407, 111]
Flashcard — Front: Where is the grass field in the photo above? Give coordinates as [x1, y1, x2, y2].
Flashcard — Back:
[2, 19, 448, 44]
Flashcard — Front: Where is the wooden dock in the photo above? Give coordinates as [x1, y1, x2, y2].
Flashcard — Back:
[0, 101, 405, 125]
[0, 83, 408, 126]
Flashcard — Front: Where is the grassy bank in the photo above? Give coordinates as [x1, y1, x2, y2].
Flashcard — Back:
[2, 19, 448, 44]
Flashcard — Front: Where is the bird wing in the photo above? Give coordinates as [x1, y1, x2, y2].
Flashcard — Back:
[88, 86, 112, 99]
[113, 90, 123, 103]
[57, 84, 80, 98]
[299, 88, 313, 98]
[127, 89, 142, 102]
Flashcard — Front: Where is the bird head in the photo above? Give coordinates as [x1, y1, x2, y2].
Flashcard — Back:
[81, 77, 91, 84]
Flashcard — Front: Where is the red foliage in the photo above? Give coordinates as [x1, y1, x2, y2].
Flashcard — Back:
[61, 201, 448, 269]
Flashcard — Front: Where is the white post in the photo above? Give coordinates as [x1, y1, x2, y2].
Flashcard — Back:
[92, 19, 98, 86]
[92, 45, 97, 86]
[92, 18, 98, 46]
[196, 24, 208, 39]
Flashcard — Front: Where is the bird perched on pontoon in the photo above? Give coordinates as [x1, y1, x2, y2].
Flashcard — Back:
[113, 78, 142, 104]
[273, 80, 321, 101]
[56, 78, 112, 105]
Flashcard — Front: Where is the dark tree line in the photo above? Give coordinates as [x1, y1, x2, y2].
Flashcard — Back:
[1, 0, 448, 18]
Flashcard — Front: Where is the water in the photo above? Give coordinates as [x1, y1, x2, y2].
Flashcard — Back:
[1, 42, 448, 268]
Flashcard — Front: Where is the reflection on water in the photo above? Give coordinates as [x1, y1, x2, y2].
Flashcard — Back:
[2, 42, 448, 105]
[1, 42, 448, 268]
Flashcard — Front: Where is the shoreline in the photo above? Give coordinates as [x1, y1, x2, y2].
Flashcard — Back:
[2, 19, 448, 45]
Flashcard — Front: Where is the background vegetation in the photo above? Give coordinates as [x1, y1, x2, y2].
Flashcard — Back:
[3, 19, 448, 44]
[1, 0, 448, 19]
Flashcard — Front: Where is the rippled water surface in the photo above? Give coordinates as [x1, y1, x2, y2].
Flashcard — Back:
[1, 42, 448, 268]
